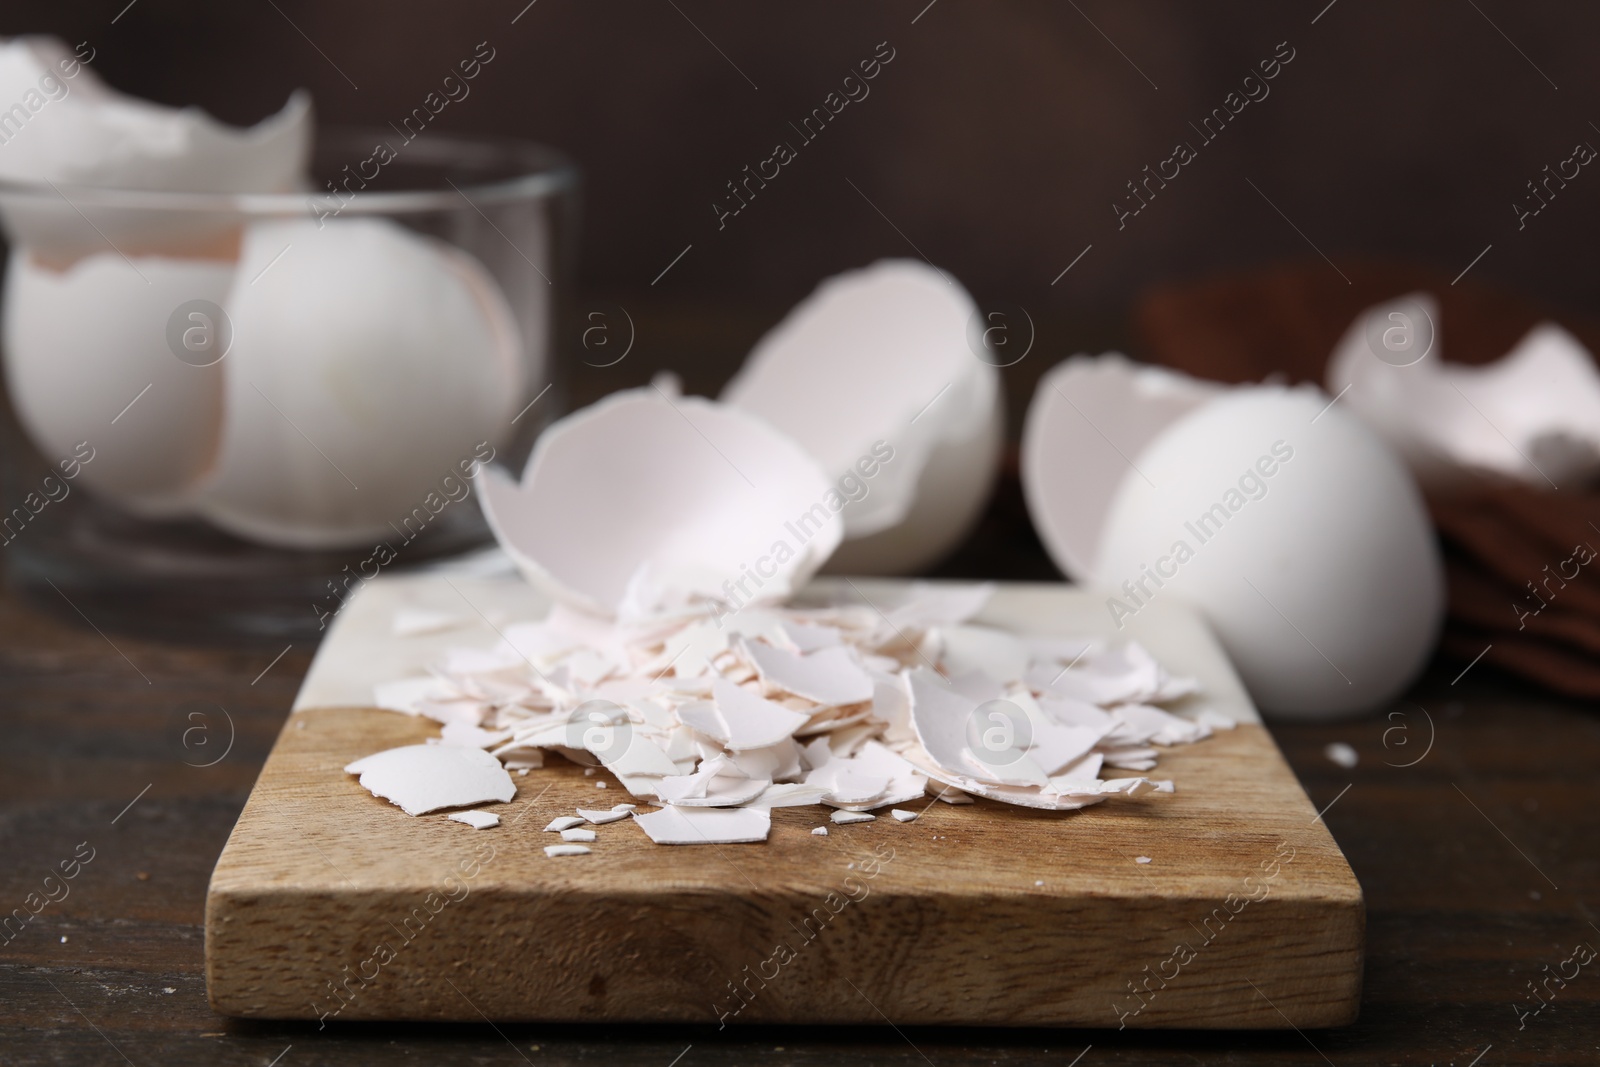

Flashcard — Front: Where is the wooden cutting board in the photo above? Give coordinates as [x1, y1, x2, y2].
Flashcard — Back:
[205, 573, 1363, 1028]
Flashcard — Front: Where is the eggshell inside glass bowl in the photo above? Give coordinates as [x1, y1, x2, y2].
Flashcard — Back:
[1021, 353, 1220, 580]
[197, 217, 522, 549]
[2, 248, 231, 516]
[1090, 386, 1444, 720]
[0, 37, 311, 261]
[479, 387, 841, 617]
[721, 259, 1001, 575]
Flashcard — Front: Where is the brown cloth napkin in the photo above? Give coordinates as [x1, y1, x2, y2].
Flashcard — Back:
[1134, 259, 1600, 699]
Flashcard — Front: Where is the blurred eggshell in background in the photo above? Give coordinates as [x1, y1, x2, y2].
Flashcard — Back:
[1021, 353, 1220, 579]
[1091, 387, 1443, 720]
[721, 259, 1002, 575]
[0, 36, 311, 259]
[199, 217, 521, 549]
[1, 247, 231, 516]
[0, 37, 309, 191]
[1328, 293, 1600, 490]
[479, 388, 840, 617]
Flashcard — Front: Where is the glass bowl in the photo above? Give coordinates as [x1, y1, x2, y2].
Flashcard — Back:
[0, 129, 579, 641]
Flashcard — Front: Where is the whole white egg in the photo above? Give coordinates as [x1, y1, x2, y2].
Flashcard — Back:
[2, 247, 231, 516]
[1090, 386, 1443, 719]
[198, 217, 522, 549]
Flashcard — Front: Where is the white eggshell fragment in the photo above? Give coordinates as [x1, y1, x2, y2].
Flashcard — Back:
[633, 805, 772, 845]
[480, 388, 841, 617]
[345, 565, 1221, 840]
[344, 743, 515, 816]
[722, 259, 1003, 575]
[1, 248, 232, 516]
[200, 218, 520, 548]
[1327, 293, 1600, 489]
[0, 37, 312, 259]
[743, 642, 874, 706]
[447, 810, 500, 829]
[1022, 353, 1220, 580]
[576, 807, 631, 825]
[0, 37, 309, 191]
[1091, 386, 1443, 719]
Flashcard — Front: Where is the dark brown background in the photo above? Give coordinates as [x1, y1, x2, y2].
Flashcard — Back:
[6, 0, 1599, 332]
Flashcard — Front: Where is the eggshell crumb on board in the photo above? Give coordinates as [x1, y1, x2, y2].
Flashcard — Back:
[341, 577, 1222, 847]
[576, 807, 631, 825]
[446, 810, 499, 829]
[633, 805, 772, 845]
[343, 744, 514, 817]
[831, 810, 876, 825]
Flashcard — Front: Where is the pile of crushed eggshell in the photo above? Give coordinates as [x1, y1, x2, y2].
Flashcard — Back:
[341, 255, 1235, 850]
[350, 583, 1234, 851]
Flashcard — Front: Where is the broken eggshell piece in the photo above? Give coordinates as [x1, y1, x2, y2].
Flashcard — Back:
[0, 36, 312, 260]
[198, 217, 521, 549]
[1326, 292, 1600, 489]
[447, 809, 500, 829]
[721, 259, 1002, 575]
[480, 387, 842, 617]
[633, 804, 772, 845]
[1021, 353, 1220, 580]
[345, 743, 515, 816]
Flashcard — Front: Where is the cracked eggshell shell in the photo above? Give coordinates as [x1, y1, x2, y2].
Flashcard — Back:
[198, 217, 521, 549]
[1329, 295, 1600, 489]
[1463, 323, 1600, 484]
[480, 388, 841, 617]
[1090, 386, 1443, 720]
[1022, 353, 1220, 580]
[721, 259, 1002, 575]
[0, 37, 312, 260]
[1, 247, 231, 516]
[1325, 292, 1462, 489]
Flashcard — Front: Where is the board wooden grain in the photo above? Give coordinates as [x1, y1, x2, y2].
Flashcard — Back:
[205, 577, 1363, 1028]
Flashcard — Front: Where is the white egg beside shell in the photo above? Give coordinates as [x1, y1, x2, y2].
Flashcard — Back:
[1090, 386, 1443, 720]
[721, 259, 1002, 575]
[2, 248, 232, 516]
[198, 217, 522, 549]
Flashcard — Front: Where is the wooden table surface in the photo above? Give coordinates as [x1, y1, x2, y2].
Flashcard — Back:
[3, 449, 1598, 1064]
